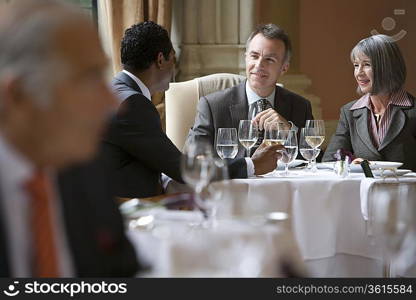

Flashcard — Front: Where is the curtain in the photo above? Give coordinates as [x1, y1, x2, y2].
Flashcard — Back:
[98, 0, 172, 130]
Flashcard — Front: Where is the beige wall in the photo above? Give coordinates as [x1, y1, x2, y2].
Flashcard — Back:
[299, 0, 416, 120]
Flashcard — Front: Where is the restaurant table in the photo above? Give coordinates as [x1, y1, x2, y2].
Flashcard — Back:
[211, 169, 416, 277]
[127, 209, 306, 277]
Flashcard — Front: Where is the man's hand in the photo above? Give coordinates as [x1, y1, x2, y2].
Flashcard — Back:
[253, 108, 290, 130]
[251, 142, 283, 175]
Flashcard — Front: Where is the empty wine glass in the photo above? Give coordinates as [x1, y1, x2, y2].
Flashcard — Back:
[238, 120, 258, 157]
[299, 128, 320, 172]
[216, 128, 238, 159]
[196, 158, 229, 228]
[181, 141, 215, 221]
[280, 130, 298, 176]
[372, 183, 413, 273]
[304, 120, 325, 152]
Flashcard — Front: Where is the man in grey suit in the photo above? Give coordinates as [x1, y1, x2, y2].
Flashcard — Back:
[187, 24, 313, 161]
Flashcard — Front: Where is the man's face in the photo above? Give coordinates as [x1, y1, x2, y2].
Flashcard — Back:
[156, 49, 176, 93]
[245, 34, 289, 96]
[29, 19, 117, 167]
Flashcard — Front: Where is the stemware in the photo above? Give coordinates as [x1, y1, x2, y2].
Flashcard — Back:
[304, 120, 325, 151]
[216, 128, 238, 159]
[238, 120, 258, 157]
[263, 122, 285, 174]
[181, 141, 215, 214]
[280, 130, 298, 176]
[299, 128, 320, 172]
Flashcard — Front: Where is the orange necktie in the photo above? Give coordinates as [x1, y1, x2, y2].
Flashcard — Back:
[26, 170, 59, 277]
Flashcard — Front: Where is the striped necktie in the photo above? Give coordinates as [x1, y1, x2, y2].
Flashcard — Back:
[26, 170, 59, 277]
[252, 98, 273, 152]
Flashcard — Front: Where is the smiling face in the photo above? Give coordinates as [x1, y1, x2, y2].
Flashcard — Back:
[352, 51, 373, 95]
[245, 33, 289, 97]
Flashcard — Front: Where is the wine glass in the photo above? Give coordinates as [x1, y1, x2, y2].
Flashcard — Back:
[304, 120, 325, 152]
[216, 128, 238, 159]
[238, 120, 258, 157]
[280, 130, 298, 176]
[264, 122, 286, 175]
[197, 158, 229, 228]
[372, 183, 413, 273]
[299, 128, 320, 172]
[181, 141, 215, 220]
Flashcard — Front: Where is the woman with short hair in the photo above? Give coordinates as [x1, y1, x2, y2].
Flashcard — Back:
[323, 34, 416, 171]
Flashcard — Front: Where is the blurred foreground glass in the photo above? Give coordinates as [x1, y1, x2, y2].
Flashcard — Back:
[238, 120, 258, 157]
[299, 128, 320, 172]
[181, 141, 215, 208]
[372, 183, 414, 275]
[216, 128, 238, 159]
[196, 158, 229, 227]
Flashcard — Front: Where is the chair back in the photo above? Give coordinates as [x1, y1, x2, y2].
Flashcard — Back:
[165, 73, 245, 149]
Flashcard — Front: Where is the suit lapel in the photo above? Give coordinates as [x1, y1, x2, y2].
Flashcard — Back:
[229, 82, 249, 129]
[378, 106, 407, 151]
[274, 86, 292, 120]
[353, 108, 380, 157]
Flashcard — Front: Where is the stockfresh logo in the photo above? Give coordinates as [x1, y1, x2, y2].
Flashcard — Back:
[3, 281, 20, 297]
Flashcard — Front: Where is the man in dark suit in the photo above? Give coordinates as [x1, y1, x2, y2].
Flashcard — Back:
[0, 0, 138, 277]
[187, 24, 313, 158]
[101, 22, 283, 199]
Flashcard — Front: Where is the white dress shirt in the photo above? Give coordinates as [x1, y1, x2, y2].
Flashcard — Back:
[0, 134, 74, 276]
[122, 70, 151, 101]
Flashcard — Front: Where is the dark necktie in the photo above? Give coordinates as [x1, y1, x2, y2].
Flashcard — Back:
[252, 99, 272, 153]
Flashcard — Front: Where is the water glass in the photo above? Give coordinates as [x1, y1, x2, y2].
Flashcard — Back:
[280, 130, 298, 176]
[216, 128, 238, 159]
[299, 128, 320, 172]
[238, 120, 258, 157]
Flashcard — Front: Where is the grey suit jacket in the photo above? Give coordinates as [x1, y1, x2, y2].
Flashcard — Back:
[323, 93, 416, 171]
[186, 80, 313, 158]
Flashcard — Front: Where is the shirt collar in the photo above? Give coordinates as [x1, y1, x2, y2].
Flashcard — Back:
[0, 133, 33, 187]
[122, 70, 152, 101]
[245, 81, 275, 107]
[350, 89, 412, 111]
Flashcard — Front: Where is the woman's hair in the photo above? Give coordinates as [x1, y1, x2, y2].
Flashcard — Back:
[350, 34, 406, 95]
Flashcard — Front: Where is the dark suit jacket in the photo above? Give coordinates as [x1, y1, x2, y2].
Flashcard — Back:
[323, 93, 416, 171]
[186, 80, 314, 159]
[102, 72, 183, 198]
[0, 157, 139, 277]
[101, 72, 247, 199]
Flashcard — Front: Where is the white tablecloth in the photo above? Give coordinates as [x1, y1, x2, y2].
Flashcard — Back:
[127, 210, 305, 277]
[212, 170, 416, 277]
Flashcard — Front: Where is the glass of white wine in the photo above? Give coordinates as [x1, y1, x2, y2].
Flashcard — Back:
[216, 128, 238, 159]
[299, 128, 320, 172]
[264, 122, 286, 175]
[305, 120, 325, 154]
[238, 120, 258, 157]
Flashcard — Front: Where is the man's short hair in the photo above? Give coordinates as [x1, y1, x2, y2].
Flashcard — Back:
[350, 34, 406, 95]
[246, 23, 292, 63]
[121, 21, 172, 72]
